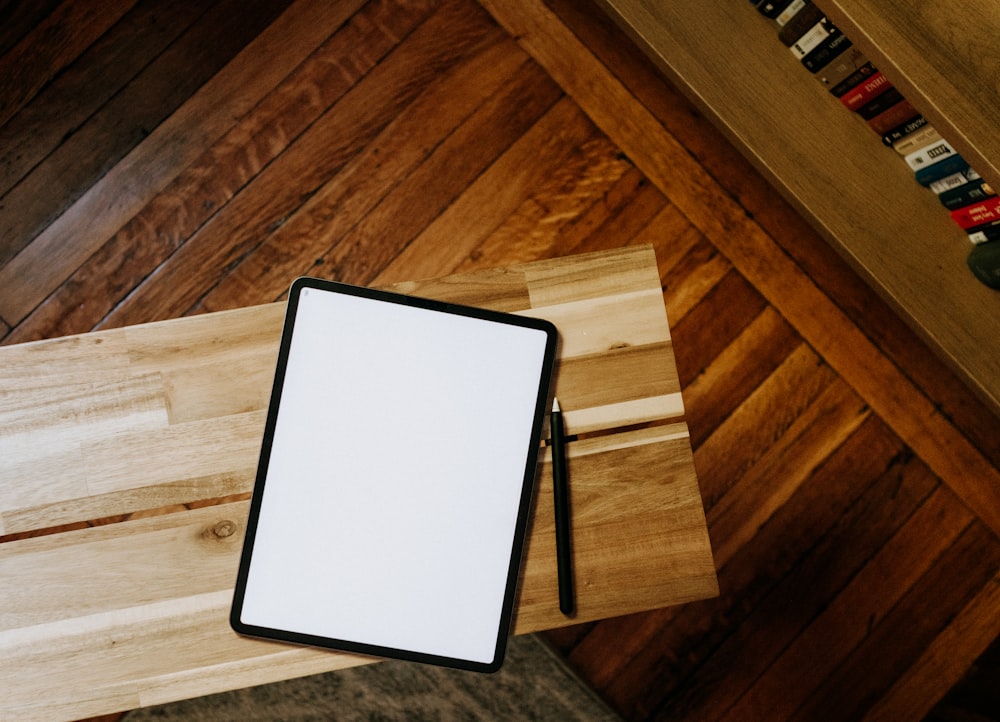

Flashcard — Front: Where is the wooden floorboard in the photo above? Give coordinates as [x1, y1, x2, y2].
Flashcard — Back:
[1, 1, 998, 720]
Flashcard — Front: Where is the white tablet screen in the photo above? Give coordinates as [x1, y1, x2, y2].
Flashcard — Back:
[231, 279, 556, 672]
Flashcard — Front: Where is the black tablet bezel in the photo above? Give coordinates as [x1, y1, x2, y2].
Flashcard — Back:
[229, 277, 557, 673]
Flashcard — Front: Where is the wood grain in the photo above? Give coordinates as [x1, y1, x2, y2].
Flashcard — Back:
[0, 248, 715, 720]
[2, 1, 999, 719]
[0, 0, 368, 327]
[817, 0, 1000, 187]
[593, 0, 1000, 422]
[0, 247, 686, 535]
[480, 0, 1000, 540]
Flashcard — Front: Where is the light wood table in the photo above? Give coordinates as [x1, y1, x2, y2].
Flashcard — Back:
[0, 245, 717, 721]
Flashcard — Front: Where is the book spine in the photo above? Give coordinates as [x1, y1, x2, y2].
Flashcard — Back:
[891, 124, 939, 156]
[778, 2, 823, 45]
[829, 60, 876, 96]
[967, 222, 1000, 245]
[758, 0, 794, 18]
[790, 18, 835, 59]
[882, 115, 927, 147]
[939, 180, 996, 210]
[856, 86, 904, 120]
[929, 169, 980, 195]
[904, 138, 958, 171]
[866, 98, 918, 134]
[802, 31, 851, 72]
[839, 72, 891, 111]
[950, 197, 1000, 230]
[775, 0, 807, 26]
[915, 154, 968, 187]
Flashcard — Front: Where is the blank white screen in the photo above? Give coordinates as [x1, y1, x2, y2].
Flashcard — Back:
[239, 287, 550, 664]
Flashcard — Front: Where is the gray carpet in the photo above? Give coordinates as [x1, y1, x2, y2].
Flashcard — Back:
[123, 634, 622, 721]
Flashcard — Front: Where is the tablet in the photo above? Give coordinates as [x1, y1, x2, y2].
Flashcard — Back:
[230, 278, 557, 672]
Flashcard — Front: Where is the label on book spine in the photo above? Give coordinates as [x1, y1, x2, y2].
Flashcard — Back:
[839, 72, 890, 110]
[802, 31, 850, 72]
[790, 19, 834, 58]
[759, 0, 794, 18]
[915, 155, 968, 187]
[940, 180, 996, 210]
[930, 170, 977, 195]
[779, 3, 823, 45]
[882, 115, 927, 147]
[776, 0, 806, 26]
[905, 139, 958, 171]
[857, 86, 904, 120]
[892, 125, 940, 157]
[950, 197, 1000, 229]
[968, 222, 1000, 245]
[867, 99, 917, 134]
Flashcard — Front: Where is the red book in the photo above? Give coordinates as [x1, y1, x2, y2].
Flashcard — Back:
[839, 71, 891, 111]
[950, 196, 1000, 230]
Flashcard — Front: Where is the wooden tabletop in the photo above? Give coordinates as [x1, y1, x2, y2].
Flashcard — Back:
[0, 245, 717, 721]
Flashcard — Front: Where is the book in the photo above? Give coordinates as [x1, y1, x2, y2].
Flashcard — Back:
[789, 18, 836, 59]
[839, 71, 891, 111]
[856, 86, 904, 120]
[813, 45, 868, 91]
[829, 60, 876, 96]
[929, 168, 980, 195]
[950, 196, 1000, 230]
[904, 138, 958, 172]
[889, 122, 937, 155]
[967, 221, 1000, 245]
[939, 180, 996, 210]
[802, 30, 851, 72]
[778, 2, 823, 45]
[866, 98, 919, 135]
[882, 115, 927, 147]
[915, 154, 968, 187]
[758, 0, 795, 18]
[775, 0, 807, 26]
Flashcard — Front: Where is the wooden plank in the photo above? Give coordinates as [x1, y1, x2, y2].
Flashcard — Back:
[693, 343, 835, 508]
[442, 135, 636, 275]
[670, 269, 769, 389]
[0, 421, 713, 722]
[561, 0, 1000, 473]
[575, 414, 918, 718]
[215, 35, 561, 311]
[722, 485, 974, 722]
[863, 569, 1000, 721]
[0, 0, 209, 201]
[682, 306, 799, 450]
[0, 0, 63, 57]
[375, 101, 623, 284]
[0, 247, 681, 533]
[791, 522, 1000, 722]
[98, 0, 505, 329]
[0, 0, 368, 327]
[4, 0, 439, 346]
[477, 0, 1000, 538]
[0, 0, 136, 130]
[0, 0, 289, 270]
[642, 429, 934, 720]
[707, 378, 870, 570]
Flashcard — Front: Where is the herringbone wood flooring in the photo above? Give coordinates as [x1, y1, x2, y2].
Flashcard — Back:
[2, 1, 998, 719]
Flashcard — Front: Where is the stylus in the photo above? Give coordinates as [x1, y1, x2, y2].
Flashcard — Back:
[551, 398, 573, 615]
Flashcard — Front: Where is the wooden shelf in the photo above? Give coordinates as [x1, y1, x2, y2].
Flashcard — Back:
[596, 0, 1000, 416]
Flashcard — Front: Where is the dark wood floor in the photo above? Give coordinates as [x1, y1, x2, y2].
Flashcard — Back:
[2, 1, 999, 720]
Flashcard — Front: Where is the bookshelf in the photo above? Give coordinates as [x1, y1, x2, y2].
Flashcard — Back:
[595, 0, 1000, 417]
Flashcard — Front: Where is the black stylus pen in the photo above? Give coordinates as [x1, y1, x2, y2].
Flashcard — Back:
[551, 398, 573, 615]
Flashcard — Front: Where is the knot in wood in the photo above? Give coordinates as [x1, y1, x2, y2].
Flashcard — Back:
[211, 520, 237, 539]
